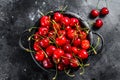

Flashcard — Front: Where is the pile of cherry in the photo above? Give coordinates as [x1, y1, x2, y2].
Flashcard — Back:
[33, 12, 90, 71]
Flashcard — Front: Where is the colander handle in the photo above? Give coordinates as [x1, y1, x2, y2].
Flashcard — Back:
[92, 32, 104, 54]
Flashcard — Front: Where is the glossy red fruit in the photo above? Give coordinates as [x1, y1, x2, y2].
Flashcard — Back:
[40, 16, 50, 27]
[94, 19, 103, 28]
[62, 53, 73, 65]
[81, 40, 90, 49]
[53, 49, 64, 59]
[46, 45, 56, 57]
[65, 26, 71, 31]
[80, 31, 87, 40]
[71, 47, 79, 55]
[63, 44, 72, 53]
[40, 38, 49, 48]
[34, 42, 40, 51]
[34, 32, 40, 40]
[54, 12, 63, 22]
[58, 63, 65, 71]
[100, 7, 109, 16]
[58, 30, 66, 36]
[90, 9, 99, 18]
[53, 57, 60, 64]
[70, 58, 79, 68]
[73, 38, 81, 47]
[38, 27, 48, 36]
[62, 17, 70, 26]
[48, 30, 55, 38]
[35, 50, 45, 61]
[67, 29, 76, 39]
[55, 36, 67, 46]
[70, 18, 79, 27]
[78, 49, 88, 59]
[43, 58, 53, 68]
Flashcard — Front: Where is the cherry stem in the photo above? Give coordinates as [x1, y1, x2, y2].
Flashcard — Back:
[60, 5, 68, 13]
[105, 0, 108, 8]
[25, 48, 35, 53]
[52, 64, 58, 80]
[96, 0, 100, 10]
[88, 36, 100, 54]
[38, 10, 44, 16]
[45, 11, 53, 15]
[64, 69, 75, 77]
[38, 46, 48, 58]
[28, 27, 38, 32]
[28, 34, 34, 41]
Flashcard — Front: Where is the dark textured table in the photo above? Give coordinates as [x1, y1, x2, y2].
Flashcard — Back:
[0, 0, 120, 80]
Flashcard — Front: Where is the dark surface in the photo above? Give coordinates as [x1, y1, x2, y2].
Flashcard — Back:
[0, 0, 120, 80]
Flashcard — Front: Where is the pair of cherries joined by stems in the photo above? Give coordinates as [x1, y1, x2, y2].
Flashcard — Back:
[90, 7, 109, 28]
[34, 12, 90, 71]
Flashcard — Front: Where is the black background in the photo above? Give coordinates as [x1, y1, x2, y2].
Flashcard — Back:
[0, 0, 120, 80]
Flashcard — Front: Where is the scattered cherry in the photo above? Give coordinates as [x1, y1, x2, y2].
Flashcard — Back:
[94, 19, 103, 28]
[100, 7, 109, 16]
[90, 9, 99, 18]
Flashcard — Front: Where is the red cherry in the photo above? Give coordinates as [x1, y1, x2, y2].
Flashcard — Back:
[78, 49, 88, 59]
[80, 31, 87, 40]
[43, 58, 53, 68]
[53, 57, 60, 64]
[62, 53, 73, 65]
[34, 32, 40, 40]
[38, 27, 48, 36]
[94, 19, 103, 28]
[63, 44, 72, 53]
[46, 45, 56, 57]
[65, 26, 71, 31]
[54, 12, 63, 22]
[100, 7, 109, 16]
[55, 36, 67, 46]
[48, 30, 55, 38]
[53, 49, 64, 59]
[34, 42, 40, 51]
[40, 38, 49, 48]
[71, 47, 79, 55]
[40, 16, 50, 27]
[90, 9, 99, 18]
[70, 58, 79, 68]
[70, 18, 79, 27]
[67, 29, 76, 39]
[58, 30, 66, 36]
[35, 50, 45, 61]
[62, 17, 70, 26]
[73, 38, 81, 47]
[57, 63, 65, 71]
[81, 40, 90, 49]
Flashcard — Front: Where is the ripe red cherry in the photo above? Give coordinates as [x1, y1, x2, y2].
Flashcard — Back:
[40, 16, 50, 27]
[54, 12, 63, 22]
[34, 42, 40, 51]
[65, 26, 71, 31]
[63, 44, 72, 53]
[70, 58, 79, 68]
[35, 50, 45, 61]
[55, 36, 67, 46]
[62, 53, 73, 65]
[48, 30, 55, 38]
[70, 18, 79, 27]
[53, 49, 64, 59]
[78, 49, 88, 59]
[80, 31, 87, 40]
[40, 38, 49, 48]
[90, 9, 99, 18]
[71, 47, 79, 55]
[94, 19, 103, 28]
[46, 45, 56, 57]
[58, 30, 66, 36]
[81, 40, 90, 49]
[100, 7, 109, 16]
[73, 38, 81, 47]
[62, 17, 70, 26]
[57, 63, 65, 71]
[34, 32, 40, 40]
[67, 29, 76, 39]
[43, 58, 53, 68]
[38, 27, 48, 36]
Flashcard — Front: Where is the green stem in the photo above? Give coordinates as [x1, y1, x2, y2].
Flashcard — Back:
[28, 27, 38, 32]
[64, 69, 75, 77]
[96, 0, 100, 9]
[52, 65, 58, 80]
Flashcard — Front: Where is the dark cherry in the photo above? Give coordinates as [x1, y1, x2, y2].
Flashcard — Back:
[46, 45, 56, 57]
[70, 58, 79, 68]
[57, 63, 65, 71]
[63, 44, 72, 53]
[43, 58, 53, 68]
[73, 38, 81, 47]
[100, 7, 109, 16]
[62, 53, 73, 65]
[90, 9, 99, 18]
[78, 49, 88, 59]
[94, 19, 103, 28]
[71, 46, 79, 55]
